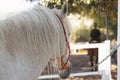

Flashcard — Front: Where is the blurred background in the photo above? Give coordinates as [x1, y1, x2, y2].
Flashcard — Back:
[38, 0, 118, 44]
[0, 0, 118, 43]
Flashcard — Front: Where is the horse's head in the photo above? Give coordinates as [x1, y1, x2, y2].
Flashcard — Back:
[51, 2, 72, 79]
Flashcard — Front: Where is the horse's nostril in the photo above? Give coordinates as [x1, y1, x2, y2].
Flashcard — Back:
[58, 63, 72, 79]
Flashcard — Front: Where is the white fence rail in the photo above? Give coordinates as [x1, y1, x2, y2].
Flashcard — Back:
[38, 40, 112, 80]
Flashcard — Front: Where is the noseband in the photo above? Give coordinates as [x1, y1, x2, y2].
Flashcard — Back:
[52, 12, 70, 70]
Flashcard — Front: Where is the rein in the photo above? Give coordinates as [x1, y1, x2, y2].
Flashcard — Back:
[53, 12, 70, 70]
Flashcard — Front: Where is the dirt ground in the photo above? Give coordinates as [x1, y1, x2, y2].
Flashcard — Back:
[40, 50, 117, 80]
[65, 54, 117, 80]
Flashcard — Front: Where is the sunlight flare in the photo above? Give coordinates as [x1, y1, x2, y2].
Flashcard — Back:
[0, 0, 27, 13]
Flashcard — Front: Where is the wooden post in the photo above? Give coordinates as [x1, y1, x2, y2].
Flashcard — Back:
[117, 0, 120, 80]
[99, 40, 111, 80]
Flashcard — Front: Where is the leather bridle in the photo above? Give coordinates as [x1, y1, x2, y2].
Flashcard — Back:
[52, 12, 70, 70]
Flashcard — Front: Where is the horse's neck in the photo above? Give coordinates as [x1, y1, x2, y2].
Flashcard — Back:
[0, 28, 60, 80]
[0, 6, 64, 80]
[0, 48, 51, 80]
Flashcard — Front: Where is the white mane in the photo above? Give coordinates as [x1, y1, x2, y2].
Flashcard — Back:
[0, 5, 69, 80]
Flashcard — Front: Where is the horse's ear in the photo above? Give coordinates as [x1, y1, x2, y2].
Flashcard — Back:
[61, 2, 68, 18]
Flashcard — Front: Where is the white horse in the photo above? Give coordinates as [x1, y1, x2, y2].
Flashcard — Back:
[0, 2, 71, 80]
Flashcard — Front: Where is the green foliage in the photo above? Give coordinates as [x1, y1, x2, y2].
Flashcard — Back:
[108, 16, 117, 39]
[70, 27, 90, 42]
[70, 26, 107, 43]
[46, 0, 118, 42]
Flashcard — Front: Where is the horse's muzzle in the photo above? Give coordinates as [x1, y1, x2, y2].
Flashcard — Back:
[58, 61, 72, 79]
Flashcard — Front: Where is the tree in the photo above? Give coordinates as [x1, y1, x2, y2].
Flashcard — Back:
[46, 0, 118, 41]
[68, 0, 117, 40]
